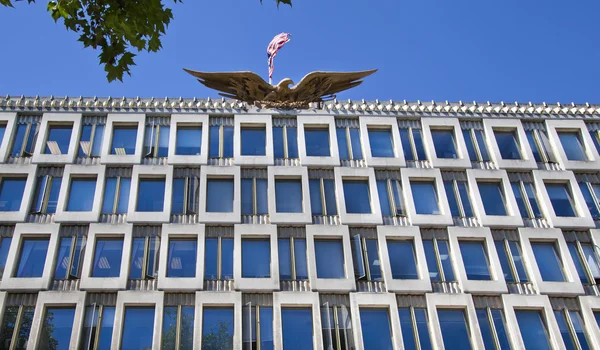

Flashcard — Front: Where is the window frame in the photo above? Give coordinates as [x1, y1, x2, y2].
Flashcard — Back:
[32, 113, 80, 164]
[235, 225, 279, 290]
[273, 292, 322, 349]
[102, 174, 131, 215]
[401, 168, 453, 226]
[54, 165, 104, 222]
[0, 112, 17, 162]
[350, 293, 402, 350]
[510, 177, 544, 220]
[306, 225, 355, 292]
[0, 166, 35, 222]
[443, 176, 474, 219]
[376, 175, 406, 219]
[112, 291, 163, 349]
[426, 293, 484, 349]
[157, 225, 203, 290]
[53, 234, 87, 280]
[578, 294, 600, 347]
[421, 117, 471, 168]
[359, 117, 405, 167]
[168, 114, 209, 164]
[127, 165, 173, 223]
[268, 166, 311, 224]
[196, 292, 241, 350]
[466, 169, 523, 227]
[235, 115, 273, 165]
[200, 166, 241, 223]
[77, 117, 105, 159]
[297, 115, 339, 166]
[483, 119, 537, 169]
[546, 119, 600, 170]
[100, 113, 145, 164]
[336, 167, 383, 225]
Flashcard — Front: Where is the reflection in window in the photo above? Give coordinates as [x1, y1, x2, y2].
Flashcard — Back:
[167, 239, 197, 278]
[351, 235, 381, 281]
[387, 240, 418, 279]
[78, 120, 105, 157]
[558, 131, 588, 161]
[202, 307, 234, 350]
[110, 125, 137, 155]
[368, 128, 394, 158]
[578, 180, 600, 219]
[16, 238, 49, 278]
[242, 176, 268, 216]
[399, 126, 427, 161]
[360, 309, 393, 350]
[305, 127, 330, 157]
[206, 179, 234, 213]
[10, 119, 39, 157]
[336, 123, 363, 161]
[495, 239, 529, 283]
[399, 307, 432, 350]
[377, 178, 404, 217]
[209, 123, 234, 159]
[204, 237, 233, 280]
[432, 129, 458, 159]
[309, 178, 337, 216]
[554, 309, 591, 350]
[525, 124, 556, 163]
[315, 239, 345, 279]
[545, 183, 577, 217]
[515, 310, 552, 350]
[0, 178, 26, 212]
[172, 176, 199, 215]
[136, 178, 165, 212]
[241, 126, 266, 156]
[462, 126, 490, 162]
[410, 181, 440, 215]
[278, 237, 308, 281]
[423, 239, 455, 282]
[343, 180, 371, 214]
[44, 125, 72, 155]
[321, 303, 354, 350]
[242, 239, 270, 278]
[39, 308, 75, 350]
[0, 305, 34, 350]
[31, 174, 61, 215]
[282, 308, 313, 350]
[175, 125, 202, 155]
[444, 178, 473, 218]
[54, 235, 86, 279]
[143, 122, 169, 158]
[81, 304, 115, 350]
[0, 237, 11, 279]
[437, 309, 472, 350]
[121, 307, 155, 350]
[0, 123, 5, 148]
[163, 305, 194, 350]
[494, 130, 522, 160]
[531, 242, 565, 282]
[275, 179, 303, 213]
[273, 121, 298, 159]
[478, 182, 507, 216]
[66, 178, 97, 212]
[459, 241, 491, 280]
[476, 308, 511, 350]
[511, 179, 543, 219]
[567, 241, 600, 285]
[102, 176, 131, 215]
[243, 304, 273, 350]
[129, 236, 159, 279]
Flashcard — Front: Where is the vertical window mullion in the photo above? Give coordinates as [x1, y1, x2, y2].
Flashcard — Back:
[183, 177, 190, 214]
[586, 182, 600, 214]
[256, 305, 261, 350]
[218, 125, 224, 158]
[504, 239, 520, 283]
[362, 237, 371, 280]
[410, 307, 421, 350]
[534, 130, 549, 163]
[486, 307, 502, 350]
[282, 125, 289, 159]
[432, 238, 446, 282]
[9, 306, 24, 350]
[470, 129, 483, 162]
[290, 237, 297, 280]
[519, 182, 535, 219]
[576, 241, 595, 285]
[408, 128, 419, 160]
[333, 306, 341, 350]
[386, 179, 396, 216]
[19, 123, 31, 156]
[563, 309, 583, 350]
[252, 177, 258, 215]
[175, 305, 182, 350]
[453, 180, 466, 217]
[88, 123, 97, 157]
[41, 176, 52, 214]
[217, 236, 222, 279]
[154, 125, 160, 157]
[65, 236, 77, 278]
[319, 178, 327, 216]
[142, 237, 150, 279]
[113, 176, 121, 214]
[345, 127, 353, 160]
[93, 305, 104, 350]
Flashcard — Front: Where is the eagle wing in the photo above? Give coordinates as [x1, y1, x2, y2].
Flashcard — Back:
[290, 69, 377, 102]
[183, 69, 275, 103]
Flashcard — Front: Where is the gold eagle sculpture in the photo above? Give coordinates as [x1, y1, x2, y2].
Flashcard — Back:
[183, 68, 377, 109]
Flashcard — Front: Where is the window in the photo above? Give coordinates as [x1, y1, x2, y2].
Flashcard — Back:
[54, 235, 86, 279]
[423, 239, 455, 282]
[281, 308, 313, 350]
[477, 182, 507, 216]
[136, 178, 165, 212]
[81, 304, 115, 350]
[202, 307, 234, 350]
[495, 239, 529, 283]
[110, 125, 137, 155]
[129, 236, 159, 279]
[368, 128, 394, 158]
[242, 239, 270, 278]
[305, 127, 330, 157]
[0, 178, 26, 212]
[554, 309, 591, 350]
[0, 123, 6, 146]
[278, 237, 308, 280]
[78, 119, 105, 157]
[443, 177, 473, 218]
[578, 179, 600, 219]
[377, 178, 404, 217]
[10, 118, 39, 157]
[462, 125, 490, 162]
[309, 177, 337, 216]
[102, 176, 131, 215]
[515, 310, 552, 350]
[524, 124, 556, 163]
[494, 130, 521, 160]
[121, 307, 155, 350]
[0, 304, 35, 350]
[0, 236, 11, 279]
[273, 119, 298, 159]
[351, 235, 381, 281]
[359, 309, 393, 350]
[531, 242, 566, 282]
[558, 131, 588, 161]
[172, 176, 199, 215]
[459, 241, 491, 281]
[589, 127, 600, 154]
[66, 178, 97, 212]
[243, 304, 273, 350]
[567, 240, 600, 286]
[241, 126, 266, 156]
[410, 181, 440, 215]
[206, 179, 234, 213]
[204, 236, 233, 280]
[143, 121, 169, 158]
[314, 239, 345, 278]
[16, 237, 49, 278]
[511, 178, 543, 219]
[275, 179, 302, 213]
[39, 307, 76, 349]
[398, 307, 432, 350]
[546, 182, 577, 217]
[91, 238, 123, 278]
[399, 124, 427, 161]
[387, 240, 418, 279]
[342, 180, 371, 214]
[336, 122, 362, 161]
[242, 174, 268, 216]
[163, 305, 194, 350]
[476, 308, 511, 350]
[321, 303, 354, 350]
[431, 129, 458, 159]
[166, 239, 197, 278]
[44, 125, 72, 155]
[31, 174, 61, 214]
[175, 125, 202, 155]
[209, 122, 234, 159]
[437, 309, 472, 350]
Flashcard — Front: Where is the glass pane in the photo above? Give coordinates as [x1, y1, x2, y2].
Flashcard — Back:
[398, 308, 417, 350]
[444, 181, 460, 217]
[110, 126, 137, 155]
[591, 131, 600, 154]
[350, 128, 363, 160]
[410, 182, 440, 215]
[176, 125, 202, 155]
[321, 306, 335, 350]
[315, 240, 344, 278]
[581, 244, 600, 279]
[555, 311, 578, 350]
[351, 236, 365, 279]
[0, 124, 5, 148]
[515, 310, 552, 350]
[305, 128, 330, 156]
[67, 178, 96, 212]
[286, 127, 299, 158]
[377, 180, 392, 217]
[365, 239, 381, 280]
[459, 241, 491, 280]
[579, 183, 600, 218]
[309, 179, 323, 216]
[369, 129, 394, 158]
[512, 182, 529, 218]
[241, 179, 253, 215]
[463, 130, 477, 161]
[323, 179, 337, 216]
[10, 124, 27, 156]
[91, 125, 104, 157]
[569, 311, 591, 350]
[102, 178, 117, 214]
[0, 178, 26, 211]
[53, 237, 72, 279]
[438, 240, 456, 281]
[146, 237, 159, 278]
[432, 130, 458, 159]
[423, 240, 441, 281]
[0, 237, 11, 279]
[171, 178, 186, 215]
[128, 237, 145, 279]
[204, 238, 218, 279]
[478, 182, 507, 216]
[16, 238, 49, 277]
[0, 306, 17, 349]
[209, 125, 220, 158]
[222, 126, 234, 158]
[495, 241, 514, 282]
[294, 239, 309, 280]
[202, 308, 234, 350]
[476, 309, 495, 350]
[241, 127, 266, 156]
[391, 180, 405, 216]
[256, 179, 268, 215]
[509, 241, 529, 282]
[437, 309, 472, 350]
[180, 306, 195, 350]
[524, 183, 543, 218]
[595, 312, 600, 328]
[546, 183, 577, 217]
[221, 238, 234, 279]
[399, 129, 414, 161]
[494, 130, 522, 159]
[46, 177, 61, 214]
[359, 309, 393, 350]
[45, 125, 72, 155]
[260, 307, 274, 350]
[415, 308, 432, 350]
[156, 125, 170, 157]
[413, 129, 427, 160]
[278, 239, 292, 280]
[474, 130, 490, 161]
[31, 175, 49, 214]
[275, 179, 303, 213]
[206, 179, 234, 212]
[122, 307, 155, 350]
[282, 308, 313, 350]
[167, 239, 197, 277]
[388, 240, 418, 279]
[491, 310, 511, 349]
[336, 128, 349, 160]
[273, 127, 284, 158]
[143, 125, 154, 156]
[568, 242, 588, 284]
[559, 132, 588, 161]
[162, 306, 178, 350]
[242, 239, 270, 278]
[137, 178, 165, 212]
[39, 308, 75, 350]
[531, 242, 565, 282]
[457, 181, 474, 217]
[16, 306, 34, 350]
[526, 130, 543, 162]
[91, 238, 123, 278]
[343, 180, 371, 214]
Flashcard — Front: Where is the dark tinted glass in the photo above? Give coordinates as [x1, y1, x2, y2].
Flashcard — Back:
[206, 179, 233, 212]
[202, 308, 234, 350]
[315, 239, 344, 278]
[16, 238, 49, 277]
[546, 183, 576, 217]
[459, 241, 491, 280]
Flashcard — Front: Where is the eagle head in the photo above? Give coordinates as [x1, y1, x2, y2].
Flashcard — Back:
[276, 78, 294, 91]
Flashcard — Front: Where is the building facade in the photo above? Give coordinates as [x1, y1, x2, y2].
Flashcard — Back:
[0, 96, 599, 349]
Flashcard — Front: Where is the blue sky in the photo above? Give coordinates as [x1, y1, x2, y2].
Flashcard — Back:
[0, 0, 599, 103]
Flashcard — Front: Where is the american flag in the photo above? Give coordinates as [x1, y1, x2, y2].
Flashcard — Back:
[267, 32, 291, 82]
